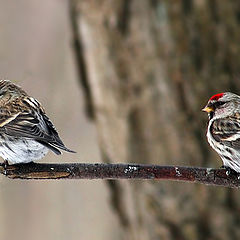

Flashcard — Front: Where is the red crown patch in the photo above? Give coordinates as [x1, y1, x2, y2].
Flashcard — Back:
[209, 93, 224, 101]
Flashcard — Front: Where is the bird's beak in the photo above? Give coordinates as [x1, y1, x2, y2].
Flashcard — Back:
[202, 106, 214, 113]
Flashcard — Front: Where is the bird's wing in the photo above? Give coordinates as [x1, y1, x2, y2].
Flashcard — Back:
[0, 102, 75, 154]
[0, 111, 21, 127]
[211, 116, 240, 149]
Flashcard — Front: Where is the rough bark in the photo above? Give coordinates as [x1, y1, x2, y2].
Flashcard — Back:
[3, 162, 240, 189]
[71, 1, 240, 239]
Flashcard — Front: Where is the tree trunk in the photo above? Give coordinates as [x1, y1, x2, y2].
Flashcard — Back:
[71, 1, 240, 239]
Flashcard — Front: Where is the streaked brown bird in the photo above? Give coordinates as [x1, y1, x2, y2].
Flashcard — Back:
[0, 79, 75, 164]
[203, 92, 240, 173]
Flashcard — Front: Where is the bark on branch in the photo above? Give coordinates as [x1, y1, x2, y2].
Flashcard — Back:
[0, 162, 239, 188]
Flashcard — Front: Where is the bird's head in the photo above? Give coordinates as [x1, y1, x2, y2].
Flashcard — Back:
[0, 80, 27, 101]
[202, 92, 240, 119]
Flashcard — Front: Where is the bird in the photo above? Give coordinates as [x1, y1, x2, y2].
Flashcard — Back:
[202, 92, 240, 173]
[0, 79, 75, 164]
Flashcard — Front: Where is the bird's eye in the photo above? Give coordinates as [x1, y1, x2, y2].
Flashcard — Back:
[214, 101, 225, 108]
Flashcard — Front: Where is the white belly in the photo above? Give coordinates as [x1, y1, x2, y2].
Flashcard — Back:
[0, 138, 49, 164]
[207, 118, 240, 172]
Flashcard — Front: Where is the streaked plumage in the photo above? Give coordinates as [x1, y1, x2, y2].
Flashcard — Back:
[203, 92, 240, 172]
[0, 80, 75, 164]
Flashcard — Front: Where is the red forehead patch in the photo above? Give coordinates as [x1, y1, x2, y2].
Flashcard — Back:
[209, 93, 224, 101]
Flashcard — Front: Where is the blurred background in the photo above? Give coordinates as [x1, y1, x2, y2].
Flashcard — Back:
[1, 0, 240, 240]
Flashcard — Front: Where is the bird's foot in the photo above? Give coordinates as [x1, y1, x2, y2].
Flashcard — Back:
[3, 160, 9, 175]
[221, 165, 240, 178]
[14, 161, 35, 166]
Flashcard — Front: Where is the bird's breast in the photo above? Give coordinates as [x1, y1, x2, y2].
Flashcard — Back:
[0, 137, 49, 163]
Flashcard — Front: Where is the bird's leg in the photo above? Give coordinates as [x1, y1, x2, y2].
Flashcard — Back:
[3, 160, 9, 175]
[3, 160, 8, 168]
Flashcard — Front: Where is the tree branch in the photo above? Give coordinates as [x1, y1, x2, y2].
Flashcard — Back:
[0, 162, 239, 188]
